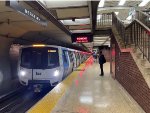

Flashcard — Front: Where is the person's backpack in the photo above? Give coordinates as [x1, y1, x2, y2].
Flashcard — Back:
[103, 56, 106, 64]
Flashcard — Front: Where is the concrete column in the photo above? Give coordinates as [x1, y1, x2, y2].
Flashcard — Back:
[0, 36, 13, 84]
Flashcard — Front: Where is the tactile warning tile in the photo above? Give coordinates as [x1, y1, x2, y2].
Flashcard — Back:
[27, 57, 93, 113]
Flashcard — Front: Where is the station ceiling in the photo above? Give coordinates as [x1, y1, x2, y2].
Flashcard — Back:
[95, 0, 150, 48]
[0, 0, 150, 51]
[0, 1, 72, 44]
[40, 1, 92, 33]
[97, 0, 150, 23]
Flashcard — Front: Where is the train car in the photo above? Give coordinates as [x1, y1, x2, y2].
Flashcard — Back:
[67, 48, 77, 70]
[76, 51, 81, 65]
[18, 44, 89, 88]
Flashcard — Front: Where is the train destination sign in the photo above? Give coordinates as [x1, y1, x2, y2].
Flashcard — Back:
[72, 33, 93, 43]
[6, 0, 47, 26]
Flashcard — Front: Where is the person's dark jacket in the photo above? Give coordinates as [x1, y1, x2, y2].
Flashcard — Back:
[99, 55, 106, 64]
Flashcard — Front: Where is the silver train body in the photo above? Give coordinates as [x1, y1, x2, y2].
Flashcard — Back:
[18, 45, 90, 86]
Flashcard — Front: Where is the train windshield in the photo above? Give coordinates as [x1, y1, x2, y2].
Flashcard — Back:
[21, 47, 59, 69]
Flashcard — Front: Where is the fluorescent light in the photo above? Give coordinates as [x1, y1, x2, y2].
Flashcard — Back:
[115, 12, 119, 15]
[71, 29, 91, 33]
[118, 0, 126, 6]
[39, 1, 88, 8]
[98, 0, 105, 7]
[32, 44, 46, 47]
[139, 0, 150, 7]
[126, 15, 132, 20]
[60, 18, 90, 25]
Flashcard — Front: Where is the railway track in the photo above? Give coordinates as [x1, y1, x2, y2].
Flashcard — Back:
[0, 86, 52, 113]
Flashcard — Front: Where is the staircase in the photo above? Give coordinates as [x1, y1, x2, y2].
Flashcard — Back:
[112, 19, 150, 88]
[109, 12, 150, 112]
[131, 47, 150, 87]
[136, 10, 150, 28]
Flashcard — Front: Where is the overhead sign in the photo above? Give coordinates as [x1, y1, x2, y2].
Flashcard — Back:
[72, 33, 93, 43]
[6, 0, 47, 26]
[76, 36, 88, 43]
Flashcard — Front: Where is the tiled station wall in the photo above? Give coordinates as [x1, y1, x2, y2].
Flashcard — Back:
[111, 34, 150, 113]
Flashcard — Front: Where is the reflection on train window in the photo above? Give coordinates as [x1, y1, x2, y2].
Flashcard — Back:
[48, 50, 59, 67]
[33, 51, 42, 68]
[21, 50, 31, 68]
[21, 47, 59, 69]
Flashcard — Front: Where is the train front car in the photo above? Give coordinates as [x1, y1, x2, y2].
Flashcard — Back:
[18, 45, 63, 87]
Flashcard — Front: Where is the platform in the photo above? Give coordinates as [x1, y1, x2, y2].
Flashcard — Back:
[27, 58, 145, 113]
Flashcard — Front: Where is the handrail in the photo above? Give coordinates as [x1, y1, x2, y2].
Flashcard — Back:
[97, 13, 112, 28]
[125, 19, 150, 62]
[96, 11, 150, 62]
[112, 12, 127, 46]
[136, 10, 150, 28]
[101, 37, 110, 45]
[136, 10, 150, 19]
[126, 19, 150, 32]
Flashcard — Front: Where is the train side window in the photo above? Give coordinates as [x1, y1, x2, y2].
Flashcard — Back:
[21, 49, 31, 68]
[48, 49, 59, 67]
[68, 51, 73, 62]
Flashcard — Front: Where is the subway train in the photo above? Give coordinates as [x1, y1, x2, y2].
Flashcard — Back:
[17, 44, 90, 88]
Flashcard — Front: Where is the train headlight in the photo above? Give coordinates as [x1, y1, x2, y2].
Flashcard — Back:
[19, 70, 26, 77]
[54, 70, 59, 77]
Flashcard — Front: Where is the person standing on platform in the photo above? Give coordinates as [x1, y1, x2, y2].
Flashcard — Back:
[98, 51, 106, 76]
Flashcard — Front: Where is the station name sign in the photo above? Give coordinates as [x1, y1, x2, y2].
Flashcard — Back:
[72, 33, 93, 43]
[6, 0, 47, 26]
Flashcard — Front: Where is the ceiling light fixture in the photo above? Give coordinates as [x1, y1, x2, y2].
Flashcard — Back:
[115, 12, 119, 15]
[98, 0, 105, 7]
[118, 0, 126, 6]
[126, 15, 132, 20]
[139, 0, 150, 7]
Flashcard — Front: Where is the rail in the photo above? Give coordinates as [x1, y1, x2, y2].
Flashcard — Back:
[97, 13, 112, 28]
[136, 10, 150, 28]
[125, 19, 150, 62]
[97, 12, 150, 62]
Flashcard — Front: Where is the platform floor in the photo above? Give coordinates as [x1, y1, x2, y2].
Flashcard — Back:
[51, 62, 145, 113]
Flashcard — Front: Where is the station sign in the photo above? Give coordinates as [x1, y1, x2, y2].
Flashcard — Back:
[72, 33, 93, 43]
[6, 0, 47, 26]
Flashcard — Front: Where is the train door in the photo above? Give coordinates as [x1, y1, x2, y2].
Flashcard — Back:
[62, 50, 69, 78]
[79, 53, 82, 64]
[72, 52, 77, 69]
[31, 48, 46, 80]
[76, 52, 80, 66]
[68, 51, 74, 73]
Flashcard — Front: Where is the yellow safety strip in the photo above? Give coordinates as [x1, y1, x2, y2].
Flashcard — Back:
[27, 57, 92, 113]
